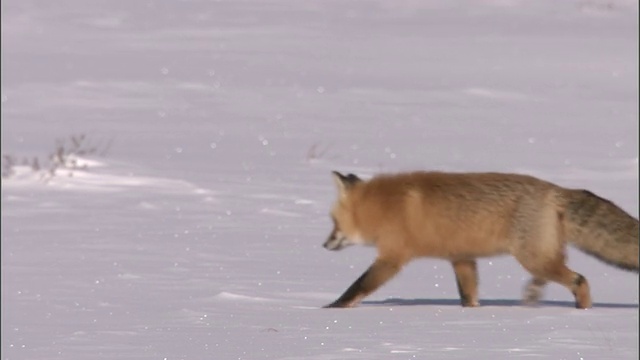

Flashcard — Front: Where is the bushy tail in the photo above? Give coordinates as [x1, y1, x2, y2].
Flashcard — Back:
[562, 189, 639, 272]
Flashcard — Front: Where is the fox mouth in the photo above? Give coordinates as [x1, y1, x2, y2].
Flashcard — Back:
[323, 234, 350, 251]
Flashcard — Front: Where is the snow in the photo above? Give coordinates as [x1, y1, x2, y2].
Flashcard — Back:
[1, 0, 638, 359]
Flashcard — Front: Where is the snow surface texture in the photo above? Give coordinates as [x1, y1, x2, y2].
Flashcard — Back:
[2, 0, 638, 359]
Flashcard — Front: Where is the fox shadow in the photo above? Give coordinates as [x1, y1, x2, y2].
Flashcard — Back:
[362, 298, 639, 309]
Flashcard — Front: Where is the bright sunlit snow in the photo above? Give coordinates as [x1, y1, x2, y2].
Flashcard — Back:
[2, 0, 638, 359]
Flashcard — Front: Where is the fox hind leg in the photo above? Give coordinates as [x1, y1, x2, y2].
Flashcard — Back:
[515, 252, 591, 309]
[451, 259, 480, 307]
[523, 277, 548, 305]
[542, 266, 590, 309]
[324, 257, 404, 308]
[513, 208, 591, 309]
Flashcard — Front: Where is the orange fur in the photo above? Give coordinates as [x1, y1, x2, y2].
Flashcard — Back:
[322, 171, 638, 309]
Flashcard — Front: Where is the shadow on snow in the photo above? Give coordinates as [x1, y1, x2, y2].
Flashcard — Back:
[362, 298, 639, 309]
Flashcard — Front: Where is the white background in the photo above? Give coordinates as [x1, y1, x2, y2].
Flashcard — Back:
[2, 0, 638, 359]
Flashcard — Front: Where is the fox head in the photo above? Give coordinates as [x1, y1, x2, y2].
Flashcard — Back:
[323, 171, 366, 251]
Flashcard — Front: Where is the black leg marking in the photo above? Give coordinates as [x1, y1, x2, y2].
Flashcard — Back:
[571, 274, 587, 296]
[323, 268, 371, 308]
[573, 274, 586, 287]
[323, 259, 403, 308]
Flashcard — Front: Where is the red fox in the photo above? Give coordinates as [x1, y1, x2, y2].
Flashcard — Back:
[322, 171, 639, 309]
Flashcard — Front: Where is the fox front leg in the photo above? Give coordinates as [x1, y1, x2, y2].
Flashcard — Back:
[324, 258, 403, 308]
[451, 259, 480, 307]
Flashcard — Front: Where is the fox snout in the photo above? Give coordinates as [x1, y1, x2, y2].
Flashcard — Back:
[323, 228, 366, 250]
[323, 229, 350, 251]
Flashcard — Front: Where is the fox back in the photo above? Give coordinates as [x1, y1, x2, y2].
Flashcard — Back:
[325, 171, 559, 259]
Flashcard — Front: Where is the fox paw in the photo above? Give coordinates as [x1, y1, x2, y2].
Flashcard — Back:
[461, 300, 480, 307]
[323, 302, 348, 309]
[323, 299, 358, 309]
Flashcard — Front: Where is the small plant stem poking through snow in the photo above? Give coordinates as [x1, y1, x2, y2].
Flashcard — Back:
[1, 133, 114, 182]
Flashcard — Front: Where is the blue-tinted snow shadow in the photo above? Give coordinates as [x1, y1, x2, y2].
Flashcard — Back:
[362, 298, 639, 309]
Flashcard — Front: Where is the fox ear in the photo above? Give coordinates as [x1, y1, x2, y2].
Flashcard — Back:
[331, 171, 362, 197]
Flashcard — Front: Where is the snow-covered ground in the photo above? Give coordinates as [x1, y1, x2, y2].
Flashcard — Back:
[2, 0, 638, 359]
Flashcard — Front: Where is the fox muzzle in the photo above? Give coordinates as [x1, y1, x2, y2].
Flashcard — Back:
[323, 230, 350, 251]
